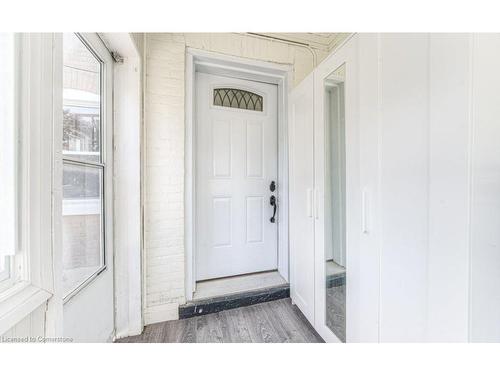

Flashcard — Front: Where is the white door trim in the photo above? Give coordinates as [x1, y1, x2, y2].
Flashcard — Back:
[185, 48, 292, 301]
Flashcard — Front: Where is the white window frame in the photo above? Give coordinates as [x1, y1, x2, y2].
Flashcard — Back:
[0, 33, 18, 292]
[61, 32, 112, 302]
[0, 34, 58, 336]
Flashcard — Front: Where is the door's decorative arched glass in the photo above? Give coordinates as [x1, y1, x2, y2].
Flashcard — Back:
[213, 88, 263, 112]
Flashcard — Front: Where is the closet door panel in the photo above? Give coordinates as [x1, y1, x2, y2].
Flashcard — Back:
[469, 34, 500, 342]
[289, 73, 315, 324]
[378, 34, 430, 342]
[427, 34, 471, 342]
[356, 33, 382, 342]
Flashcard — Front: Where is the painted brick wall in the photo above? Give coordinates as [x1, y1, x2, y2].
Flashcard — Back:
[143, 33, 330, 324]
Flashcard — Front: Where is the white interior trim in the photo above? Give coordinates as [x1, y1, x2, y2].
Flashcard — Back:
[185, 48, 292, 301]
[0, 33, 61, 337]
[100, 33, 143, 339]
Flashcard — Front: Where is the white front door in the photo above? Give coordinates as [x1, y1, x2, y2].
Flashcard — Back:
[195, 72, 278, 281]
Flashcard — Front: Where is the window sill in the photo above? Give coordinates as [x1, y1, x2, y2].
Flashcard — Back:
[0, 282, 52, 335]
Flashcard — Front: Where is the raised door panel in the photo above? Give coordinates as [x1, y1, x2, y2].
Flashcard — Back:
[246, 120, 264, 178]
[212, 119, 232, 177]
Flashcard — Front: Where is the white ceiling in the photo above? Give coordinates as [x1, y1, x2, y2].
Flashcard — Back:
[248, 33, 350, 52]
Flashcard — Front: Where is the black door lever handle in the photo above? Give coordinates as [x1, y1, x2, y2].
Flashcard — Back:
[270, 195, 277, 223]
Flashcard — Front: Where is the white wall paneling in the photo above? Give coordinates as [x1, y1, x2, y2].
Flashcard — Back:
[1, 304, 46, 342]
[373, 33, 500, 343]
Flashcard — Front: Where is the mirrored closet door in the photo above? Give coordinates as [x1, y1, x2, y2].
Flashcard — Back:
[291, 34, 379, 343]
[323, 64, 347, 342]
[313, 34, 360, 343]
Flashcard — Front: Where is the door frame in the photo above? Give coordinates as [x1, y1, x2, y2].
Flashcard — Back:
[185, 48, 292, 300]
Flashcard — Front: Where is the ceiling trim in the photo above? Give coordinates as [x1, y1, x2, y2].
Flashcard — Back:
[247, 33, 349, 52]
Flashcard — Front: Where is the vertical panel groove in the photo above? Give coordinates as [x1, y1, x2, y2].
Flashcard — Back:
[465, 34, 475, 343]
[424, 33, 431, 342]
[376, 34, 383, 343]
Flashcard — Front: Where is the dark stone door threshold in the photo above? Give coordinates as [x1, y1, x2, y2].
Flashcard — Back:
[179, 284, 290, 319]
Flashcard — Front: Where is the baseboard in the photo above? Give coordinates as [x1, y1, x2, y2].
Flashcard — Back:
[144, 302, 180, 325]
[179, 284, 290, 319]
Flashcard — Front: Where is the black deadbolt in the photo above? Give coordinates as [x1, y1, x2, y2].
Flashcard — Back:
[270, 181, 276, 192]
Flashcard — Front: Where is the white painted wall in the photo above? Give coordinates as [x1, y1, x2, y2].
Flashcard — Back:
[143, 33, 331, 324]
[355, 33, 500, 342]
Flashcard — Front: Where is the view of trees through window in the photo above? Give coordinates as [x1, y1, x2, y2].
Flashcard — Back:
[63, 33, 101, 163]
[63, 108, 100, 163]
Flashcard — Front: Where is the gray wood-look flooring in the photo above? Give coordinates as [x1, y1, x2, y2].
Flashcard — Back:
[117, 298, 324, 343]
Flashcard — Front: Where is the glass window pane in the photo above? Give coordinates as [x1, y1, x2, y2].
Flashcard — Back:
[62, 163, 103, 296]
[63, 33, 102, 163]
[213, 88, 263, 112]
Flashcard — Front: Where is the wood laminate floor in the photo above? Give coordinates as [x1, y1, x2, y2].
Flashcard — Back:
[117, 298, 323, 343]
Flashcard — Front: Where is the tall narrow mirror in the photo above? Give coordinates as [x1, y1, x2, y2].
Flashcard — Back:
[324, 64, 346, 342]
